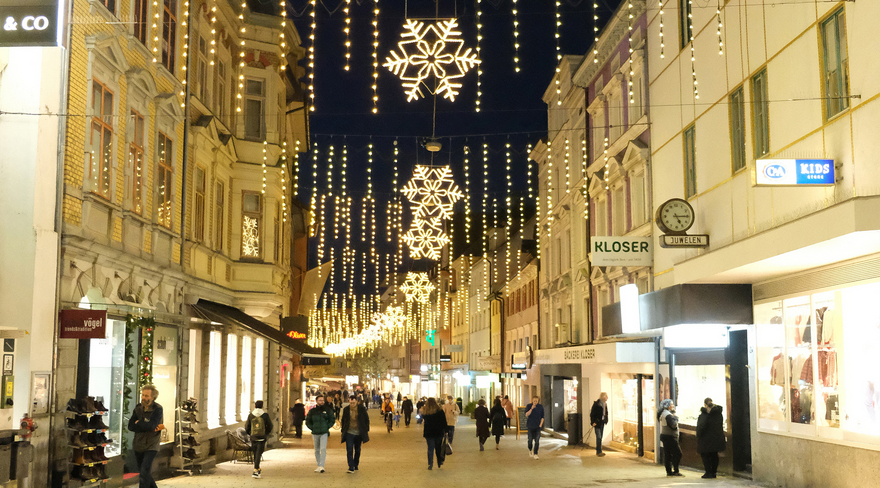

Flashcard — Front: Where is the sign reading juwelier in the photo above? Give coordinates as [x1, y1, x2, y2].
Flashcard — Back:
[0, 0, 59, 47]
[590, 236, 652, 267]
[755, 159, 835, 186]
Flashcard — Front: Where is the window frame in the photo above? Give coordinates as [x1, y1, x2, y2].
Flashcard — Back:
[729, 86, 747, 174]
[820, 8, 850, 120]
[751, 69, 770, 159]
[193, 166, 206, 242]
[197, 35, 209, 104]
[683, 124, 697, 199]
[161, 0, 177, 74]
[89, 80, 114, 200]
[133, 0, 148, 43]
[215, 60, 228, 124]
[679, 0, 693, 49]
[241, 191, 263, 260]
[629, 170, 647, 228]
[215, 180, 225, 251]
[156, 131, 174, 229]
[243, 77, 265, 141]
[129, 110, 146, 214]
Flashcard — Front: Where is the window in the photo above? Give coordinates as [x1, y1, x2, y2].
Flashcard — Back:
[609, 95, 624, 142]
[241, 192, 262, 259]
[197, 36, 209, 103]
[162, 0, 177, 73]
[99, 0, 116, 15]
[89, 81, 114, 199]
[274, 202, 281, 263]
[592, 112, 605, 162]
[679, 0, 693, 49]
[729, 87, 747, 173]
[87, 319, 125, 455]
[244, 78, 265, 140]
[133, 0, 148, 43]
[684, 125, 697, 198]
[129, 110, 145, 214]
[612, 186, 625, 235]
[193, 166, 206, 241]
[751, 69, 770, 159]
[594, 198, 607, 236]
[152, 326, 179, 443]
[216, 61, 227, 124]
[628, 70, 644, 126]
[225, 334, 238, 424]
[630, 172, 647, 227]
[821, 9, 849, 119]
[156, 132, 174, 228]
[215, 180, 225, 251]
[254, 338, 265, 403]
[240, 336, 252, 419]
[207, 330, 222, 428]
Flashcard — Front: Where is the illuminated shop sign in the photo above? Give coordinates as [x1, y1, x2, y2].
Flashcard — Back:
[286, 330, 307, 339]
[0, 0, 59, 47]
[755, 159, 835, 186]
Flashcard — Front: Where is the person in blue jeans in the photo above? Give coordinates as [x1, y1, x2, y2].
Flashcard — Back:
[590, 392, 609, 457]
[128, 385, 164, 488]
[421, 398, 448, 470]
[525, 395, 545, 459]
[340, 395, 370, 473]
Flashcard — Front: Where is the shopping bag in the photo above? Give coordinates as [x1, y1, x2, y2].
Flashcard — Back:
[444, 435, 452, 455]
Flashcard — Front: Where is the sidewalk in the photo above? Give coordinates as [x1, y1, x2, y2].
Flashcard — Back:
[158, 413, 768, 487]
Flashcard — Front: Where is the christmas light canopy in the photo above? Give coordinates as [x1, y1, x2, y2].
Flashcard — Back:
[384, 19, 481, 102]
[400, 272, 435, 303]
[401, 164, 463, 219]
[402, 214, 449, 261]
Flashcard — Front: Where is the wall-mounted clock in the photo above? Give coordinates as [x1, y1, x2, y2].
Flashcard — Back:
[655, 198, 695, 235]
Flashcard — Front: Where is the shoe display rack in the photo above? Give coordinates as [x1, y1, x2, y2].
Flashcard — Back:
[65, 396, 112, 486]
[176, 398, 200, 475]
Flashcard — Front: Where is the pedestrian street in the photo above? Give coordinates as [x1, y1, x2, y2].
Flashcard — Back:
[156, 413, 766, 488]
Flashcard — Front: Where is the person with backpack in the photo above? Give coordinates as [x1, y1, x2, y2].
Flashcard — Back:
[245, 400, 273, 479]
[305, 394, 335, 473]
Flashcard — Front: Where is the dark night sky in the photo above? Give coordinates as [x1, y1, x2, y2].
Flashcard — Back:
[272, 0, 622, 294]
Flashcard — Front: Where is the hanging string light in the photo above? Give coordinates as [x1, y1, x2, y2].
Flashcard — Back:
[327, 145, 338, 241]
[564, 137, 570, 194]
[262, 141, 268, 193]
[372, 0, 379, 113]
[592, 1, 599, 63]
[582, 137, 588, 219]
[151, 0, 159, 62]
[389, 141, 398, 243]
[343, 0, 351, 70]
[293, 139, 300, 197]
[310, 142, 319, 231]
[505, 142, 512, 283]
[628, 1, 634, 106]
[475, 0, 482, 112]
[463, 144, 470, 245]
[278, 0, 287, 71]
[209, 3, 217, 66]
[603, 136, 610, 190]
[179, 0, 190, 107]
[554, 1, 562, 104]
[689, 0, 698, 100]
[546, 140, 553, 238]
[717, 1, 724, 55]
[482, 141, 488, 291]
[281, 142, 288, 223]
[236, 0, 248, 114]
[658, 0, 665, 59]
[308, 0, 317, 111]
[512, 0, 520, 73]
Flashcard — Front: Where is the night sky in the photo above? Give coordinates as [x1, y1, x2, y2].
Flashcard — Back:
[275, 0, 622, 295]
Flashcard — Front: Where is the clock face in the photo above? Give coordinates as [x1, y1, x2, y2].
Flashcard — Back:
[658, 199, 695, 233]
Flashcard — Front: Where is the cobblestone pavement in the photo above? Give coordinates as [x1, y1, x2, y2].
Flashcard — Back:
[159, 412, 768, 488]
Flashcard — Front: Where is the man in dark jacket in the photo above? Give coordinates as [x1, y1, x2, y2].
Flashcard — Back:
[401, 396, 414, 427]
[416, 398, 426, 424]
[245, 400, 273, 479]
[290, 400, 306, 438]
[128, 385, 164, 488]
[696, 397, 726, 479]
[306, 395, 335, 473]
[525, 395, 545, 459]
[340, 395, 370, 473]
[590, 392, 609, 457]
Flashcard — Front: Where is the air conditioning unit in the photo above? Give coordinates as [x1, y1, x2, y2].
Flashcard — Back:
[554, 323, 570, 346]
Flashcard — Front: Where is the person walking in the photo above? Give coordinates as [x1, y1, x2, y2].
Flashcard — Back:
[245, 400, 273, 479]
[474, 399, 490, 451]
[658, 399, 683, 477]
[401, 396, 414, 427]
[396, 392, 402, 409]
[697, 397, 726, 479]
[128, 385, 164, 488]
[305, 394, 335, 473]
[340, 395, 370, 473]
[490, 398, 506, 450]
[422, 398, 448, 470]
[416, 397, 426, 424]
[524, 395, 544, 459]
[441, 395, 460, 452]
[333, 394, 343, 420]
[590, 392, 609, 457]
[381, 396, 395, 432]
[290, 399, 306, 439]
[501, 395, 515, 429]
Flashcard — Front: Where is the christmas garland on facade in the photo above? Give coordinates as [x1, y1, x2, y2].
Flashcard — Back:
[122, 315, 156, 462]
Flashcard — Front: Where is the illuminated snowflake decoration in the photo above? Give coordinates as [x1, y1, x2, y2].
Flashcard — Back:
[242, 216, 260, 257]
[401, 165, 463, 219]
[400, 272, 435, 303]
[402, 215, 449, 261]
[384, 19, 481, 102]
[323, 306, 408, 356]
[374, 305, 407, 332]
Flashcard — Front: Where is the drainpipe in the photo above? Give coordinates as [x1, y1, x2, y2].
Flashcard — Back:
[583, 85, 594, 343]
[178, 5, 193, 271]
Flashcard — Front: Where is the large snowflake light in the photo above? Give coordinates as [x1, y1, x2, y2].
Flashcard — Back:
[401, 165, 463, 219]
[384, 19, 481, 102]
[402, 215, 449, 261]
[400, 272, 435, 303]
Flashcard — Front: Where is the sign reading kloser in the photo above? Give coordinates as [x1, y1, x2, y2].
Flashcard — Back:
[755, 159, 835, 186]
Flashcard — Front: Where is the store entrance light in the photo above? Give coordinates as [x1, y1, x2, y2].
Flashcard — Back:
[620, 283, 641, 333]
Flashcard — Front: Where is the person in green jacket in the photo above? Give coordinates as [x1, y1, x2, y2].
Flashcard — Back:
[305, 394, 336, 473]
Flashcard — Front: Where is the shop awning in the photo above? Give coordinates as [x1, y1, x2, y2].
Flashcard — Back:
[191, 300, 329, 360]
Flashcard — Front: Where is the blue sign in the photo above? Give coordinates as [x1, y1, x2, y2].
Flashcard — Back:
[755, 159, 835, 186]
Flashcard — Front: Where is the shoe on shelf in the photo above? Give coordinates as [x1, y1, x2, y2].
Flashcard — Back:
[94, 447, 109, 462]
[83, 396, 97, 413]
[66, 398, 84, 414]
[93, 398, 108, 412]
[70, 432, 86, 448]
[67, 417, 87, 431]
[88, 415, 108, 430]
[181, 425, 196, 434]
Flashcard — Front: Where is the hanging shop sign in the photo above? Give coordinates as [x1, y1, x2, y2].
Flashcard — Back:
[511, 346, 533, 370]
[590, 236, 652, 267]
[59, 310, 107, 339]
[0, 0, 59, 47]
[660, 234, 709, 248]
[755, 159, 835, 186]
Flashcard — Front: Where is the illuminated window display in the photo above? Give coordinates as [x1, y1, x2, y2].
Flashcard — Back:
[675, 365, 727, 429]
[152, 325, 179, 444]
[225, 334, 238, 424]
[610, 376, 655, 453]
[88, 319, 125, 456]
[207, 331, 222, 428]
[756, 281, 880, 446]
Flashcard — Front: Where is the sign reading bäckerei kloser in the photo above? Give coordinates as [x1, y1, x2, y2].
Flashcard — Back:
[755, 159, 835, 186]
[0, 0, 59, 47]
[590, 236, 652, 267]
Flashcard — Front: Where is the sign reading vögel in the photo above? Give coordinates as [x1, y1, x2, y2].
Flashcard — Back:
[590, 236, 652, 267]
[755, 159, 835, 186]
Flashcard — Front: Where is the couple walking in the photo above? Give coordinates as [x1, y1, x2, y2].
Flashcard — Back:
[473, 398, 507, 450]
[305, 394, 370, 474]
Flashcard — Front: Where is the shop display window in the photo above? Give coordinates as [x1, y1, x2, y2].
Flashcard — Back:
[88, 319, 125, 456]
[755, 282, 880, 446]
[674, 364, 727, 429]
[610, 376, 655, 453]
[254, 338, 265, 403]
[152, 325, 179, 443]
[240, 336, 252, 419]
[207, 331, 222, 428]
[225, 334, 238, 424]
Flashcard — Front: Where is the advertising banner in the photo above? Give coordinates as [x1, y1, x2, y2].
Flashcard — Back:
[59, 310, 107, 339]
[590, 236, 653, 267]
[755, 159, 835, 186]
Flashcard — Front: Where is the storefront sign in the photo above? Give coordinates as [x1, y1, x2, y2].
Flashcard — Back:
[660, 234, 709, 248]
[286, 330, 307, 339]
[590, 236, 652, 267]
[755, 158, 835, 186]
[59, 310, 106, 339]
[0, 0, 59, 47]
[562, 347, 596, 364]
[476, 355, 501, 371]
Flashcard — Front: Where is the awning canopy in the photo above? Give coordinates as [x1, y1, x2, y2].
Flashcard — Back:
[191, 300, 329, 359]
